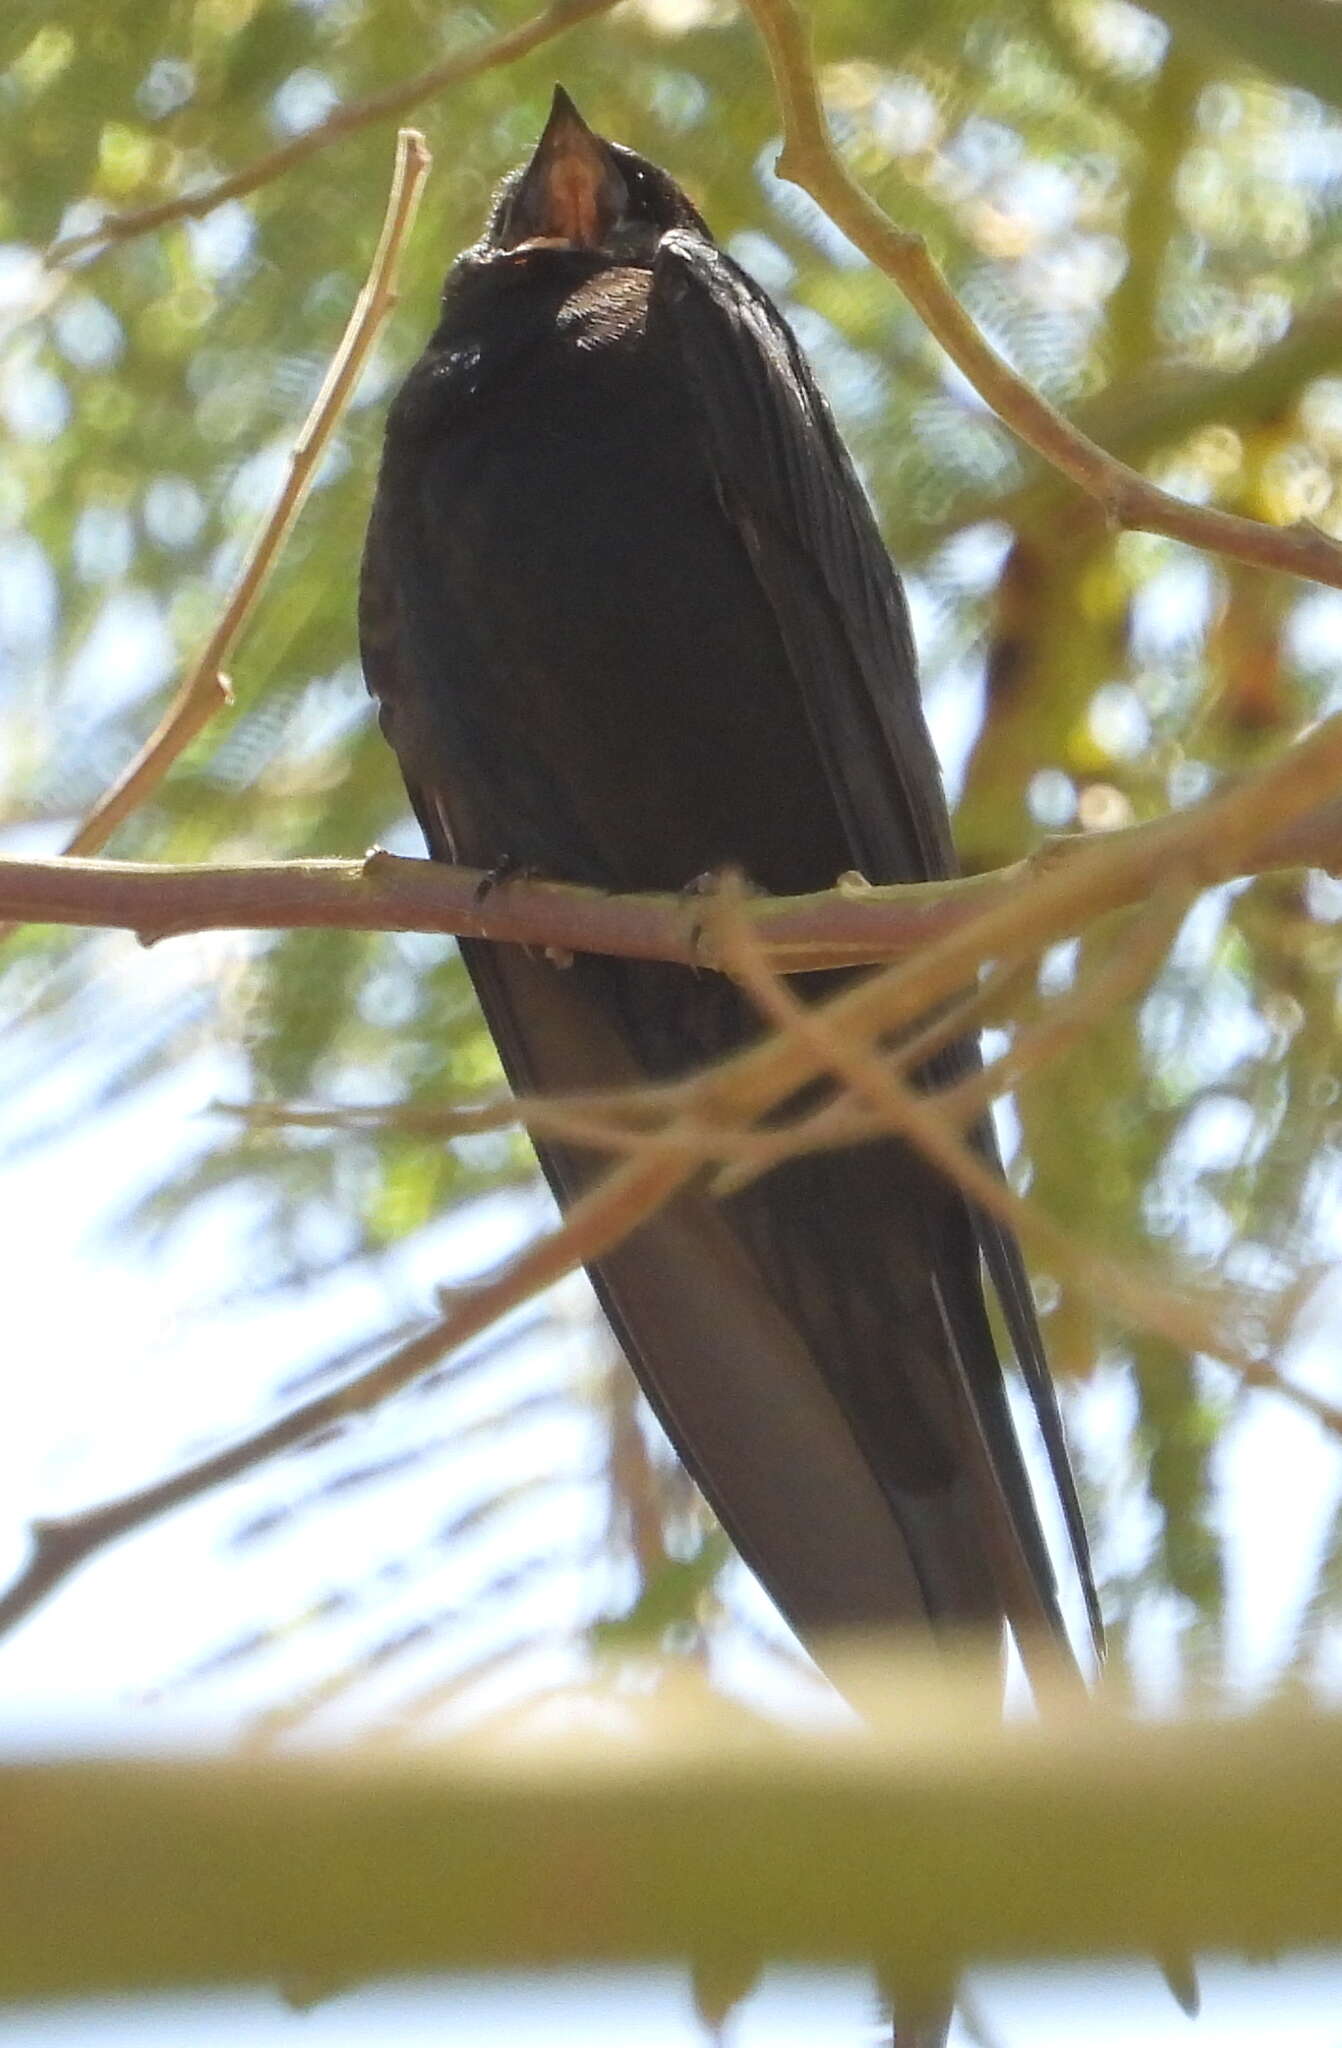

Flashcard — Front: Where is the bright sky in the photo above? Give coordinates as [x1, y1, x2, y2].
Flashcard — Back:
[7, 1959, 1342, 2046]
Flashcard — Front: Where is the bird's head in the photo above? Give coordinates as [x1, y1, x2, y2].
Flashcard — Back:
[483, 86, 710, 267]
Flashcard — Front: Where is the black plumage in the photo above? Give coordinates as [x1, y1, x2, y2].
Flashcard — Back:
[360, 88, 1099, 1670]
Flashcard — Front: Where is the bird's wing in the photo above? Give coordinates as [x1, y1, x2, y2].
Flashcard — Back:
[361, 270, 1092, 1669]
[362, 480, 971, 1642]
[649, 232, 1100, 1655]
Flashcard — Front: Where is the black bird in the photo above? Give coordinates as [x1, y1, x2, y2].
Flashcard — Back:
[361, 89, 1099, 1676]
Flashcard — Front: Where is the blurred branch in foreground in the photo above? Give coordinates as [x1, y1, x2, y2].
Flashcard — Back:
[2, 1659, 1342, 2003]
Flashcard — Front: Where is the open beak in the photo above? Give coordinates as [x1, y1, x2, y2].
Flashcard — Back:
[501, 86, 629, 251]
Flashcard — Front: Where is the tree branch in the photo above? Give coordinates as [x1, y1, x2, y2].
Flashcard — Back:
[15, 129, 432, 924]
[45, 0, 615, 266]
[741, 0, 1342, 590]
[4, 771, 1342, 968]
[9, 1675, 1342, 1996]
[709, 886, 1342, 1451]
[0, 1129, 700, 1643]
[907, 293, 1342, 560]
[220, 898, 1182, 1179]
[0, 848, 995, 966]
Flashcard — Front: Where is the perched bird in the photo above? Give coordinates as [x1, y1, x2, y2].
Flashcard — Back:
[361, 89, 1099, 1677]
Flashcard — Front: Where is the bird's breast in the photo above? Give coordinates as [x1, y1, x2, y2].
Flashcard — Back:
[398, 266, 853, 898]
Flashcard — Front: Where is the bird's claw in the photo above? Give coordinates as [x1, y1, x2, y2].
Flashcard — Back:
[475, 855, 544, 904]
[679, 866, 760, 966]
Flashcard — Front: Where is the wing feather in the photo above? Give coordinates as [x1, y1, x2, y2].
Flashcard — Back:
[359, 234, 1099, 1664]
[650, 233, 1100, 1654]
[362, 486, 979, 1640]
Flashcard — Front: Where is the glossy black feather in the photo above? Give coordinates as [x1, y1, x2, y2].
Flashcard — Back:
[360, 111, 1099, 1668]
[652, 230, 1100, 1653]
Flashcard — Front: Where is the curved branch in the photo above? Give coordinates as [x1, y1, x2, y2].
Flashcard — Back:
[3, 775, 1342, 969]
[30, 129, 431, 897]
[742, 0, 1342, 590]
[0, 129, 432, 948]
[711, 888, 1342, 1448]
[0, 1130, 696, 1644]
[907, 295, 1342, 560]
[45, 0, 615, 266]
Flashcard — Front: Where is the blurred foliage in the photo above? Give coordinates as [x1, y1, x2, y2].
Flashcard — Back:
[3, 0, 1342, 1737]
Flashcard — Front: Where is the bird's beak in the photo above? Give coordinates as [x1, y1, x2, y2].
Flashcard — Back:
[500, 86, 629, 251]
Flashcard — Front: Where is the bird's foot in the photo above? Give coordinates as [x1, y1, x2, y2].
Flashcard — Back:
[474, 854, 545, 904]
[678, 865, 760, 901]
[678, 865, 763, 968]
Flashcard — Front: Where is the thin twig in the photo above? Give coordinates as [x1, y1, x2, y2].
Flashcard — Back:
[53, 129, 429, 890]
[224, 1083, 750, 1165]
[931, 890, 1190, 1130]
[0, 1136, 704, 1643]
[296, 895, 1167, 1192]
[217, 1085, 682, 1140]
[741, 0, 1342, 591]
[221, 1085, 891, 1172]
[606, 1346, 673, 1594]
[45, 0, 615, 266]
[3, 128, 432, 927]
[711, 890, 1342, 1444]
[711, 957, 1037, 1198]
[708, 954, 1041, 1194]
[216, 1086, 857, 1167]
